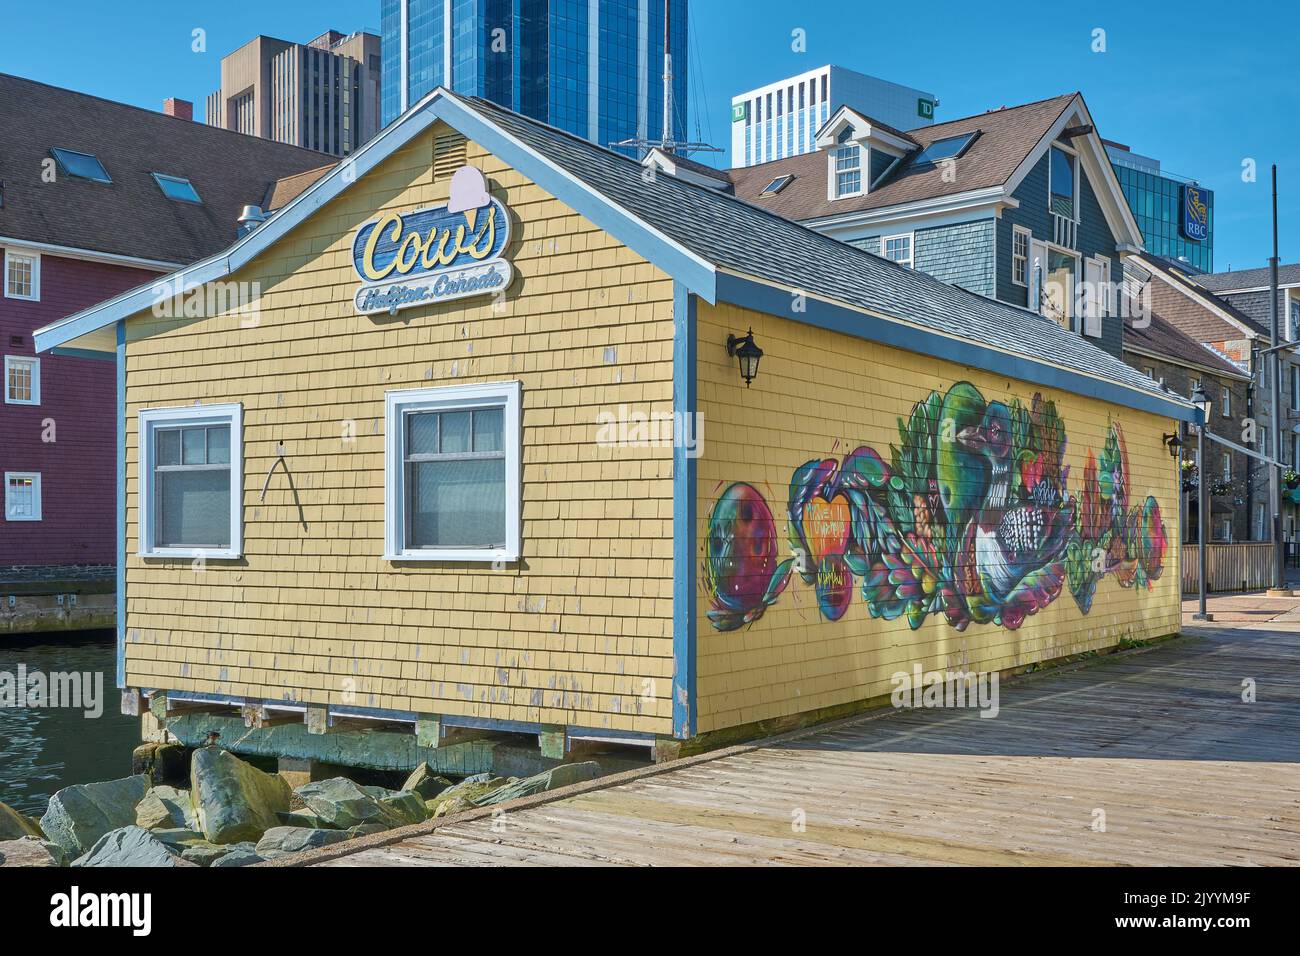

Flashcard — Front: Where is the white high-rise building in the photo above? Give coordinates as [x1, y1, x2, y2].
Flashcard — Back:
[731, 65, 937, 168]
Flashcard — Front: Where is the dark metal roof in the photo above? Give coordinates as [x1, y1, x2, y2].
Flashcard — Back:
[1198, 263, 1300, 292]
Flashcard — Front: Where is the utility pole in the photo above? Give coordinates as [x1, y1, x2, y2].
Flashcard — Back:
[1269, 164, 1288, 595]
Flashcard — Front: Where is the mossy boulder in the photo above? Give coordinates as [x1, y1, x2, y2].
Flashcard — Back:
[0, 801, 43, 841]
[295, 778, 408, 830]
[190, 748, 291, 844]
[401, 763, 453, 800]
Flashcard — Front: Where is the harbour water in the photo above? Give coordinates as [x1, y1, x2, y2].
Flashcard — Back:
[0, 630, 139, 815]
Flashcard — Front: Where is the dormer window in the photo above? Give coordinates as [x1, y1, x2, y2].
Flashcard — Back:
[833, 144, 863, 198]
[910, 132, 977, 168]
[1049, 146, 1078, 219]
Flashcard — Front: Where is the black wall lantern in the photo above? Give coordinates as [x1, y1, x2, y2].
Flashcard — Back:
[1163, 432, 1184, 459]
[726, 329, 763, 388]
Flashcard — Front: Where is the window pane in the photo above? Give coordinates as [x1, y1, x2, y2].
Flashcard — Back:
[156, 429, 180, 466]
[158, 469, 231, 547]
[407, 412, 438, 455]
[206, 425, 230, 464]
[182, 427, 207, 465]
[439, 411, 471, 453]
[409, 458, 505, 548]
[473, 408, 503, 452]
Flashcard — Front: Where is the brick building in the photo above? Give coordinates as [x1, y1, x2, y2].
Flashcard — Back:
[0, 73, 333, 624]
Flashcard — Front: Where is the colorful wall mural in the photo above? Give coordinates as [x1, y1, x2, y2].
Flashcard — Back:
[703, 382, 1167, 633]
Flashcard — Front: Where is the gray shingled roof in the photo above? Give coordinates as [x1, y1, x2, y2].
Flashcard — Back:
[462, 95, 1179, 406]
[1198, 263, 1300, 292]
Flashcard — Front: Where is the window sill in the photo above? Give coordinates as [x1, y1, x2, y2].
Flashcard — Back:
[4, 516, 41, 522]
[4, 399, 39, 406]
[2, 293, 39, 302]
[138, 548, 242, 560]
[385, 548, 518, 564]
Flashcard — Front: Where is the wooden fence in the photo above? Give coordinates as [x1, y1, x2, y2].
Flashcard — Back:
[1181, 543, 1276, 594]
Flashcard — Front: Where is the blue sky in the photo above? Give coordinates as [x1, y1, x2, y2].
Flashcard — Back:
[3, 0, 1295, 271]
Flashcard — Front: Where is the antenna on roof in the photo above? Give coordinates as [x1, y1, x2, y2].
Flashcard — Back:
[611, 2, 720, 159]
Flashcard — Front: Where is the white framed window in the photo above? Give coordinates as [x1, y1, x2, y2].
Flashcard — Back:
[1011, 226, 1030, 286]
[832, 144, 862, 198]
[4, 356, 39, 405]
[3, 248, 40, 301]
[1221, 385, 1231, 419]
[1222, 452, 1232, 481]
[138, 404, 243, 559]
[1292, 365, 1300, 412]
[385, 381, 521, 563]
[882, 234, 914, 268]
[4, 472, 41, 521]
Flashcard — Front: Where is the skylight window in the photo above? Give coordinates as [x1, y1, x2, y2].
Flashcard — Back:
[50, 147, 111, 184]
[910, 132, 977, 168]
[760, 175, 794, 197]
[152, 173, 201, 204]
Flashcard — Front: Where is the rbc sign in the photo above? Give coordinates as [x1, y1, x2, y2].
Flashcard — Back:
[1181, 184, 1209, 243]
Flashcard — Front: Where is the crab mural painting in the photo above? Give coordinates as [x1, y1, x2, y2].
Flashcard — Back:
[703, 382, 1167, 633]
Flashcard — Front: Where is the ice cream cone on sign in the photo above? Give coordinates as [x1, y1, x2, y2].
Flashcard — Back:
[464, 207, 478, 233]
[448, 166, 490, 236]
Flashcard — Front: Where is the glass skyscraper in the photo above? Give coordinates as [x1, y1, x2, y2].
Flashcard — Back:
[380, 0, 688, 154]
[1106, 142, 1214, 273]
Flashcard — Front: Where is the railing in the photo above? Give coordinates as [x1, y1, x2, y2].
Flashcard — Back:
[1052, 213, 1078, 250]
[1181, 542, 1276, 593]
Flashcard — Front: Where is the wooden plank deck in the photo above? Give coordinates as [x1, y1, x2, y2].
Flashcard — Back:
[313, 626, 1300, 866]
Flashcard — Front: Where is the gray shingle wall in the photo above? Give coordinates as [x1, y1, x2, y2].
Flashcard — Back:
[915, 219, 995, 298]
[998, 151, 1123, 360]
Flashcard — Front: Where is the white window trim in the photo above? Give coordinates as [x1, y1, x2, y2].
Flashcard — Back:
[1011, 225, 1031, 287]
[137, 403, 243, 559]
[3, 247, 41, 301]
[4, 355, 40, 405]
[384, 381, 521, 563]
[829, 143, 864, 200]
[881, 233, 914, 268]
[4, 472, 42, 522]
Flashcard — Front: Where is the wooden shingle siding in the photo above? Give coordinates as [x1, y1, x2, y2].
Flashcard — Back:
[694, 300, 1180, 734]
[121, 126, 676, 735]
[914, 219, 995, 298]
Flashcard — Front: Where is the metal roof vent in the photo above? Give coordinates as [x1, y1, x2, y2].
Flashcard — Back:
[237, 204, 268, 237]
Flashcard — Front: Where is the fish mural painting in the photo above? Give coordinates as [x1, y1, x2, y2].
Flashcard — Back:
[703, 382, 1167, 633]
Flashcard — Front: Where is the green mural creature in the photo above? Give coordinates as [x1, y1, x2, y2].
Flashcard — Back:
[703, 382, 1167, 633]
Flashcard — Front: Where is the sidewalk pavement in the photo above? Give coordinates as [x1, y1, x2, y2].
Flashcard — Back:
[1182, 589, 1300, 625]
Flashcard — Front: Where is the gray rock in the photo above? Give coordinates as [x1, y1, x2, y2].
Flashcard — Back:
[135, 785, 195, 830]
[295, 777, 407, 830]
[40, 775, 150, 858]
[208, 846, 264, 867]
[0, 836, 67, 867]
[401, 763, 453, 800]
[474, 762, 601, 807]
[0, 801, 43, 841]
[189, 748, 291, 844]
[254, 826, 353, 859]
[179, 842, 234, 867]
[72, 826, 196, 867]
[276, 808, 326, 829]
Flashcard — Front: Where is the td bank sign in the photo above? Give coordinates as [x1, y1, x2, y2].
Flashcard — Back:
[352, 166, 513, 316]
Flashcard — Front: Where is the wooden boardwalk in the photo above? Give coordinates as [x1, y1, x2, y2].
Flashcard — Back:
[310, 626, 1300, 866]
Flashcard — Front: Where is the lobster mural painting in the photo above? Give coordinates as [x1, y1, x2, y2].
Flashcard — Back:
[703, 382, 1167, 633]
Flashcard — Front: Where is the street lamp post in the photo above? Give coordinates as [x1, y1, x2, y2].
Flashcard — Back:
[1192, 383, 1213, 621]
